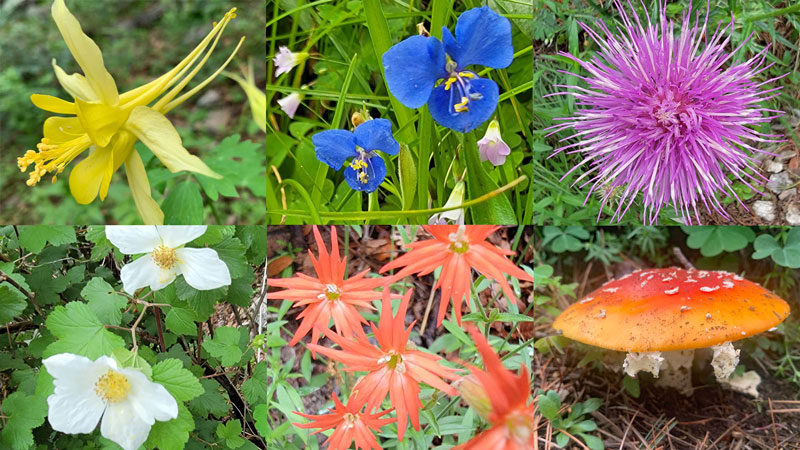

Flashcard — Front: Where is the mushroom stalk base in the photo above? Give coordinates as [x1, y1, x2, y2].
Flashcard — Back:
[710, 342, 739, 381]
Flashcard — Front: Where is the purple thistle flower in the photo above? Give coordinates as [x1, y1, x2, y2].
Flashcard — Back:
[546, 0, 786, 225]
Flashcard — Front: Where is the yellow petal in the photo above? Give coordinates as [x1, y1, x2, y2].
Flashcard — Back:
[124, 106, 221, 179]
[43, 117, 84, 143]
[101, 130, 136, 201]
[75, 98, 126, 148]
[51, 0, 118, 105]
[225, 68, 266, 132]
[68, 146, 109, 204]
[124, 150, 164, 225]
[53, 59, 97, 102]
[31, 94, 77, 114]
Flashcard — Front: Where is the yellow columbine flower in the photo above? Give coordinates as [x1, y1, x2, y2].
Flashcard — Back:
[17, 0, 245, 224]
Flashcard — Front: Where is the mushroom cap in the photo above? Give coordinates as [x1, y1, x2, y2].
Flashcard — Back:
[552, 268, 790, 352]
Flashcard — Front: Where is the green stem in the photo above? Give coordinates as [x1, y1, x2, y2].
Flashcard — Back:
[268, 175, 527, 221]
[745, 3, 800, 22]
[277, 179, 322, 223]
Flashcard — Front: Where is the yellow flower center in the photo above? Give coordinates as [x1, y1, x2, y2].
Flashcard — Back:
[448, 225, 469, 254]
[379, 351, 406, 373]
[324, 284, 341, 301]
[17, 135, 91, 186]
[342, 412, 358, 429]
[152, 245, 177, 270]
[94, 370, 130, 403]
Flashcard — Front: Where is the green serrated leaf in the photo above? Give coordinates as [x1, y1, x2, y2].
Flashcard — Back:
[0, 392, 48, 450]
[0, 282, 27, 323]
[202, 326, 244, 367]
[44, 302, 125, 359]
[162, 181, 204, 225]
[17, 226, 76, 253]
[81, 277, 128, 326]
[241, 362, 267, 404]
[145, 403, 194, 450]
[216, 420, 246, 448]
[151, 359, 204, 402]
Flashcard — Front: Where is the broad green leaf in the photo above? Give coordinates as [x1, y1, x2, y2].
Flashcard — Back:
[188, 379, 230, 418]
[0, 392, 47, 450]
[241, 362, 268, 404]
[0, 282, 27, 323]
[162, 181, 204, 225]
[145, 403, 194, 450]
[44, 302, 125, 359]
[18, 226, 76, 252]
[202, 326, 245, 366]
[81, 277, 127, 326]
[216, 420, 246, 449]
[151, 358, 203, 402]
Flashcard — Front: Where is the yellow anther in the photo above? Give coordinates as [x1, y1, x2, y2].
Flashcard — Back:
[459, 71, 475, 79]
[454, 96, 470, 113]
[349, 159, 368, 170]
[94, 370, 130, 403]
[358, 172, 369, 183]
[152, 245, 178, 270]
[444, 76, 458, 91]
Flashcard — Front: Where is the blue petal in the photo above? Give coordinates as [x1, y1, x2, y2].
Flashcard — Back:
[428, 77, 499, 133]
[442, 6, 513, 70]
[343, 154, 386, 193]
[382, 35, 447, 109]
[353, 119, 399, 156]
[312, 129, 357, 170]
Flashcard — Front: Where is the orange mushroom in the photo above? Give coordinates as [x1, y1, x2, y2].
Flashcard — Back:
[553, 267, 790, 395]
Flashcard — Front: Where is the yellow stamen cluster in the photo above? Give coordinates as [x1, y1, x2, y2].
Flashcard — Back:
[443, 71, 475, 91]
[152, 245, 177, 270]
[379, 351, 406, 373]
[448, 225, 470, 253]
[17, 136, 88, 186]
[349, 158, 370, 184]
[324, 284, 342, 301]
[342, 412, 358, 429]
[453, 96, 470, 113]
[94, 370, 130, 403]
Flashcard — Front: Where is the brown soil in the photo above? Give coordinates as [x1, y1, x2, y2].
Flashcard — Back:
[535, 350, 800, 449]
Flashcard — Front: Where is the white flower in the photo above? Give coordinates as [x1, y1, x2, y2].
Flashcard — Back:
[429, 180, 466, 225]
[273, 46, 307, 77]
[106, 226, 231, 294]
[277, 92, 302, 118]
[43, 353, 178, 450]
[477, 119, 511, 166]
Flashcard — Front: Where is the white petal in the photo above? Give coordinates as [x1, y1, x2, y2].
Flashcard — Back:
[121, 368, 178, 422]
[100, 401, 152, 450]
[176, 248, 231, 290]
[43, 354, 108, 434]
[155, 226, 208, 248]
[120, 254, 159, 295]
[106, 226, 161, 254]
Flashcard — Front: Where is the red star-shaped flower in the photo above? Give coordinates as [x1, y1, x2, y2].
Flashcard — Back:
[380, 225, 532, 326]
[456, 326, 533, 450]
[293, 392, 396, 450]
[308, 287, 459, 441]
[267, 226, 387, 346]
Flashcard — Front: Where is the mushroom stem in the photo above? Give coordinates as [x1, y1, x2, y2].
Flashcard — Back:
[623, 351, 664, 378]
[655, 350, 695, 395]
[710, 341, 739, 381]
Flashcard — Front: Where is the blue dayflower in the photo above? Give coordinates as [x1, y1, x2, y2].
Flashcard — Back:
[312, 118, 399, 193]
[382, 6, 512, 133]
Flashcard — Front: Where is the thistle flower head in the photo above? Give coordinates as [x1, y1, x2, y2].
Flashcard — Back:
[547, 0, 786, 224]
